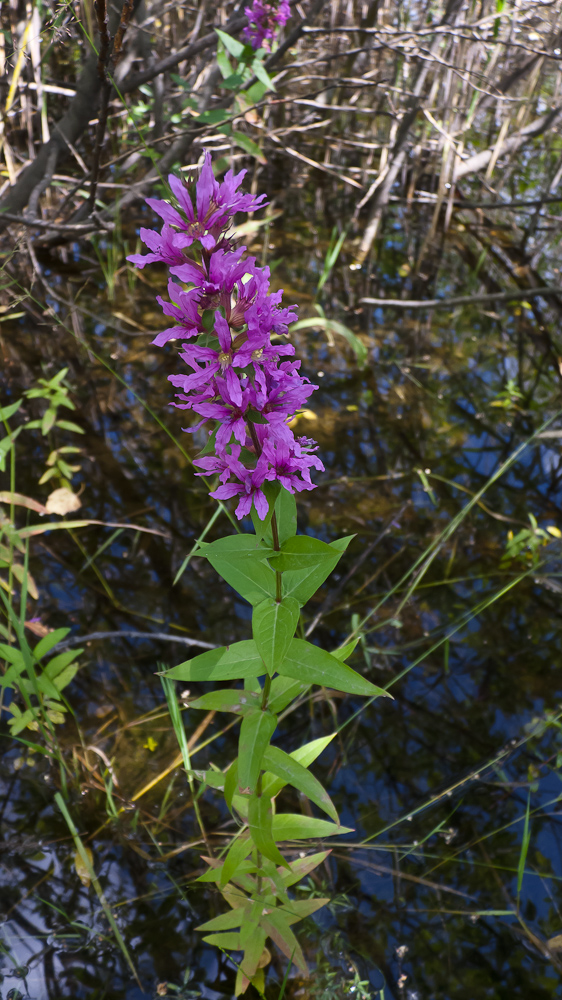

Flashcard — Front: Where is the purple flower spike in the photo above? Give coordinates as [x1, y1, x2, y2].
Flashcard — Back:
[129, 151, 323, 521]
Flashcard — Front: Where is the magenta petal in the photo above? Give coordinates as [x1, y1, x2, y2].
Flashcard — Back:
[146, 198, 184, 228]
[235, 494, 253, 519]
[210, 483, 243, 501]
[252, 488, 269, 520]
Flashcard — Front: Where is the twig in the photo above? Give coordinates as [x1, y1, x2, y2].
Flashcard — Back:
[360, 286, 562, 309]
[52, 630, 218, 653]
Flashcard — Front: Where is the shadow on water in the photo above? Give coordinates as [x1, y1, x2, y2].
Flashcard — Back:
[3, 171, 562, 999]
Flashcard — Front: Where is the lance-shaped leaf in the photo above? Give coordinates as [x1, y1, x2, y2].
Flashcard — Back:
[220, 834, 254, 888]
[262, 734, 335, 798]
[332, 636, 361, 661]
[248, 792, 289, 868]
[279, 898, 330, 923]
[196, 907, 249, 932]
[281, 535, 354, 605]
[272, 814, 352, 840]
[238, 708, 277, 794]
[269, 535, 337, 572]
[188, 688, 261, 715]
[199, 536, 277, 606]
[262, 745, 338, 822]
[163, 640, 265, 682]
[267, 675, 310, 714]
[201, 931, 241, 950]
[262, 911, 307, 974]
[239, 929, 268, 990]
[252, 596, 300, 675]
[278, 850, 331, 887]
[278, 638, 392, 698]
[33, 627, 70, 660]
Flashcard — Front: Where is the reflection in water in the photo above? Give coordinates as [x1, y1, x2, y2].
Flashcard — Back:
[2, 177, 562, 999]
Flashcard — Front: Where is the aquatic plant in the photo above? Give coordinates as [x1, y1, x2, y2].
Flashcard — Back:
[129, 154, 391, 993]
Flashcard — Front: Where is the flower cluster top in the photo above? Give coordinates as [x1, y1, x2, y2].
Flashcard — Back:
[128, 152, 323, 520]
[243, 0, 291, 51]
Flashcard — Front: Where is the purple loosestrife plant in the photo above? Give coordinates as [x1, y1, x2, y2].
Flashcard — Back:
[129, 154, 391, 994]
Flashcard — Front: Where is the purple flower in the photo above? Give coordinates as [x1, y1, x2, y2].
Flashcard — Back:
[127, 224, 192, 269]
[193, 444, 242, 483]
[179, 312, 243, 406]
[210, 453, 270, 520]
[145, 153, 268, 252]
[261, 437, 319, 492]
[128, 151, 323, 521]
[243, 0, 290, 51]
[152, 280, 202, 346]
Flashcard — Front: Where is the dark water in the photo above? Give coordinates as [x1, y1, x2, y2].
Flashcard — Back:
[2, 173, 562, 999]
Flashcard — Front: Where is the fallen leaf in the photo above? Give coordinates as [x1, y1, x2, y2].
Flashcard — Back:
[74, 846, 94, 887]
[45, 488, 82, 515]
[25, 619, 51, 638]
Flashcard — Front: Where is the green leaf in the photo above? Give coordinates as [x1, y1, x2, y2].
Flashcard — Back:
[200, 535, 274, 560]
[279, 850, 331, 886]
[197, 907, 248, 932]
[55, 420, 85, 434]
[224, 759, 238, 812]
[243, 80, 268, 105]
[220, 833, 254, 888]
[33, 628, 70, 661]
[188, 768, 226, 789]
[267, 675, 309, 714]
[272, 814, 352, 839]
[262, 745, 338, 821]
[196, 109, 228, 125]
[250, 481, 278, 540]
[251, 58, 276, 91]
[201, 931, 241, 949]
[281, 535, 355, 605]
[232, 131, 266, 163]
[41, 408, 57, 435]
[262, 734, 335, 798]
[163, 640, 266, 682]
[221, 73, 246, 91]
[0, 399, 23, 421]
[278, 638, 391, 698]
[252, 596, 300, 675]
[238, 708, 277, 793]
[44, 648, 81, 678]
[188, 688, 261, 715]
[215, 27, 246, 59]
[269, 487, 297, 547]
[248, 793, 288, 867]
[200, 536, 277, 606]
[216, 42, 234, 80]
[269, 535, 339, 572]
[0, 642, 25, 666]
[331, 637, 360, 661]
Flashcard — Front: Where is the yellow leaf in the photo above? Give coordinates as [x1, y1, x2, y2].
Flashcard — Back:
[144, 736, 158, 752]
[74, 846, 94, 887]
[548, 934, 562, 951]
[546, 526, 562, 538]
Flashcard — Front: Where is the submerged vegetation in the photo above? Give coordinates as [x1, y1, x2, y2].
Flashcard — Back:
[2, 0, 562, 997]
